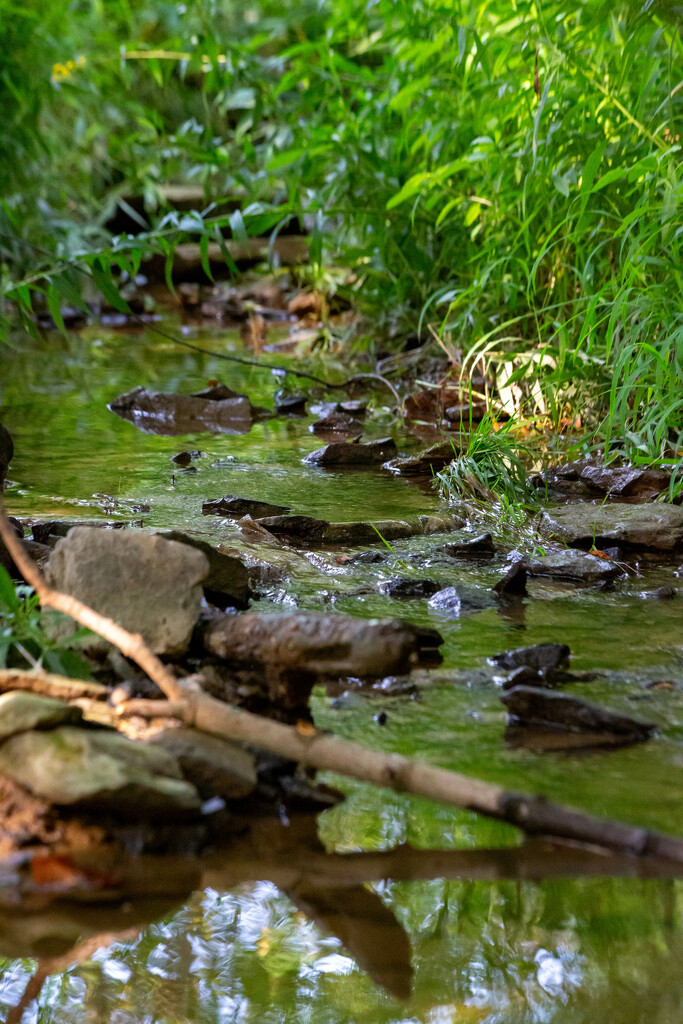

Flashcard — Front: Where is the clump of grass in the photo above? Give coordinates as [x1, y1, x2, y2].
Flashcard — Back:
[436, 415, 530, 504]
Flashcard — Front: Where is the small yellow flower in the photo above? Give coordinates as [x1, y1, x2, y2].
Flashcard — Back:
[51, 56, 86, 84]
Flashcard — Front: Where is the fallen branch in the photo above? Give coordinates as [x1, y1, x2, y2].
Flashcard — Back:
[0, 668, 109, 702]
[2, 498, 683, 862]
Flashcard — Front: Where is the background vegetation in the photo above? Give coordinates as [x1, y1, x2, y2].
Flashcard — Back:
[0, 0, 681, 461]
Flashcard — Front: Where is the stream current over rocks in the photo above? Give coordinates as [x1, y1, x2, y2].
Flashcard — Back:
[0, 321, 682, 1023]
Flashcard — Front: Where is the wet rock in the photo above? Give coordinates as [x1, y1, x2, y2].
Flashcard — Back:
[0, 726, 201, 815]
[537, 459, 672, 501]
[304, 437, 398, 467]
[311, 411, 361, 434]
[346, 550, 386, 565]
[274, 390, 307, 415]
[171, 450, 205, 466]
[492, 562, 528, 596]
[0, 692, 83, 741]
[538, 502, 683, 552]
[47, 527, 209, 655]
[159, 531, 252, 610]
[202, 495, 291, 519]
[339, 401, 366, 417]
[428, 586, 498, 617]
[0, 519, 52, 579]
[0, 424, 13, 487]
[202, 612, 444, 679]
[491, 642, 571, 673]
[504, 725, 646, 752]
[444, 401, 487, 423]
[502, 685, 656, 741]
[378, 578, 440, 599]
[30, 520, 126, 546]
[518, 548, 621, 583]
[382, 440, 460, 476]
[109, 385, 271, 436]
[640, 585, 679, 600]
[439, 533, 495, 559]
[148, 727, 257, 800]
[254, 514, 414, 545]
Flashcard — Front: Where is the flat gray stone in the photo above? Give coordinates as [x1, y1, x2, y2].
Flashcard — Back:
[524, 548, 621, 582]
[149, 727, 257, 800]
[538, 503, 683, 552]
[47, 528, 209, 655]
[0, 726, 201, 815]
[0, 691, 83, 741]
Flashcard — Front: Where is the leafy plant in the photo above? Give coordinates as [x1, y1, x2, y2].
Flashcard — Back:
[436, 416, 530, 504]
[0, 566, 92, 678]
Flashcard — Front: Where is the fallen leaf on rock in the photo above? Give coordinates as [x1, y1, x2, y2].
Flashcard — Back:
[31, 854, 119, 889]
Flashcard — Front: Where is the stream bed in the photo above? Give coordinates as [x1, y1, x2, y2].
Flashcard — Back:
[0, 322, 682, 1023]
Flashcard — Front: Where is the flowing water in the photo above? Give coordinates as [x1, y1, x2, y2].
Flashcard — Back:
[0, 323, 682, 1023]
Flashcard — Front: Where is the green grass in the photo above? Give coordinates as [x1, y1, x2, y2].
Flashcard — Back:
[0, 0, 682, 462]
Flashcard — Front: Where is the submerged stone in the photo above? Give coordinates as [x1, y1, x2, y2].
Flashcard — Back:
[491, 642, 571, 673]
[502, 685, 656, 740]
[378, 578, 440, 599]
[202, 495, 291, 519]
[109, 385, 270, 436]
[538, 502, 683, 552]
[303, 437, 398, 467]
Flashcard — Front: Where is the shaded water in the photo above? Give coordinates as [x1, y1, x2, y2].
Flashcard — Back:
[0, 323, 682, 1023]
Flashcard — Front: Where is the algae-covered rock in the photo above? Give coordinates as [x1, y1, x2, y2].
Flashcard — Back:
[538, 502, 683, 552]
[0, 726, 201, 815]
[0, 691, 83, 741]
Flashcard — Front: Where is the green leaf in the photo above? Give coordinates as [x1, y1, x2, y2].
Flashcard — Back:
[200, 234, 214, 281]
[46, 282, 67, 335]
[90, 259, 131, 313]
[0, 566, 19, 613]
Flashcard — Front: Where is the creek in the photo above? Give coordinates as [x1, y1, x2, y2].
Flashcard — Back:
[0, 321, 682, 1023]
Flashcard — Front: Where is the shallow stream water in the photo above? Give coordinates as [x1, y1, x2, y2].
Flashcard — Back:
[0, 323, 682, 1023]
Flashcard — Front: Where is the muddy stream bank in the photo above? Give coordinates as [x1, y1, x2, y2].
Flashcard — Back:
[0, 321, 682, 1023]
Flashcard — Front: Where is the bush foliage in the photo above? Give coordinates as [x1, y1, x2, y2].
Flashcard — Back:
[0, 0, 681, 458]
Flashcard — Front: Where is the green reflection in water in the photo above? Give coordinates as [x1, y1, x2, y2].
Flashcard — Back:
[0, 326, 682, 1023]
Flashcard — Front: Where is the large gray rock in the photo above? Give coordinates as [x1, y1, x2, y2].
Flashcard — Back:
[0, 726, 201, 815]
[149, 727, 257, 800]
[538, 502, 683, 552]
[522, 548, 621, 583]
[0, 691, 83, 741]
[47, 528, 209, 655]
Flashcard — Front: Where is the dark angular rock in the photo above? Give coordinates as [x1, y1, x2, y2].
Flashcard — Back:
[502, 685, 656, 740]
[304, 437, 398, 467]
[378, 578, 440, 599]
[0, 424, 13, 487]
[159, 530, 252, 609]
[202, 495, 291, 519]
[382, 440, 459, 476]
[493, 562, 528, 596]
[439, 533, 495, 559]
[31, 520, 125, 546]
[109, 385, 271, 436]
[311, 411, 360, 434]
[274, 390, 307, 415]
[491, 642, 571, 673]
[428, 586, 498, 617]
[171, 450, 205, 466]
